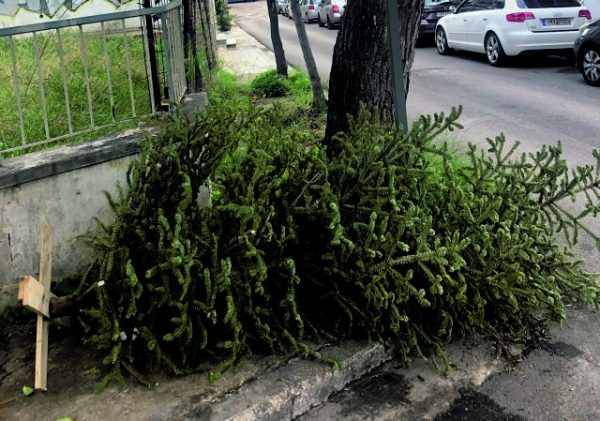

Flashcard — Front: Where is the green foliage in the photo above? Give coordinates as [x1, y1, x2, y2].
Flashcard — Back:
[288, 72, 312, 94]
[81, 104, 600, 384]
[250, 70, 292, 98]
[216, 0, 233, 32]
[22, 385, 35, 397]
[209, 70, 249, 107]
[248, 70, 312, 100]
[0, 33, 151, 156]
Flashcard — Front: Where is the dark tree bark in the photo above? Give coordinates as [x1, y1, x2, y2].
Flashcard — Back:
[324, 0, 421, 146]
[183, 0, 203, 92]
[267, 0, 288, 77]
[199, 0, 218, 71]
[181, 0, 218, 91]
[290, 0, 326, 113]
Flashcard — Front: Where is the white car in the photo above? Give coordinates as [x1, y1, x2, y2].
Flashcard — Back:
[435, 0, 593, 65]
[300, 0, 319, 22]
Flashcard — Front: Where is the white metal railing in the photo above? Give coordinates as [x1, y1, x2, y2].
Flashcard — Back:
[0, 0, 187, 156]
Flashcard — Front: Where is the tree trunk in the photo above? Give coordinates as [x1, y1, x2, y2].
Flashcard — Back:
[183, 0, 203, 92]
[180, 0, 218, 91]
[290, 0, 326, 113]
[199, 0, 218, 72]
[324, 0, 421, 146]
[267, 0, 288, 77]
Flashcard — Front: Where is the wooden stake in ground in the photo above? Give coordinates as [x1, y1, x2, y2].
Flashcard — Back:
[17, 222, 53, 391]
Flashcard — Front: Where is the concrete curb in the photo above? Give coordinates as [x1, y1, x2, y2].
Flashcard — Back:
[182, 342, 394, 420]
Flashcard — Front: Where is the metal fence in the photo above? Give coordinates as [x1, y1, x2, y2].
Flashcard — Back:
[0, 0, 187, 156]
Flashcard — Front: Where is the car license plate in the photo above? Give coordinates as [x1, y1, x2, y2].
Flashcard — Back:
[543, 18, 571, 26]
[436, 11, 450, 17]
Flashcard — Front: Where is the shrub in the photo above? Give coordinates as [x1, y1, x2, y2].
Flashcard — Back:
[216, 0, 233, 32]
[288, 72, 312, 94]
[81, 105, 600, 386]
[250, 70, 292, 98]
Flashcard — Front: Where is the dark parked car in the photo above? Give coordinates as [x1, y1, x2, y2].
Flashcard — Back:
[419, 0, 461, 39]
[575, 19, 600, 86]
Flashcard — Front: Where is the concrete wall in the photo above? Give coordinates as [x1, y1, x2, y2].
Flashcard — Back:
[0, 129, 146, 311]
[0, 0, 138, 26]
[0, 0, 139, 29]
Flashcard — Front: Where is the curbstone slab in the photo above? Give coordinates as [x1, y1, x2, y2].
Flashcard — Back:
[183, 342, 394, 420]
[216, 33, 227, 45]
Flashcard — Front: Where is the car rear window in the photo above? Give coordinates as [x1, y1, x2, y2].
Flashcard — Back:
[517, 0, 581, 8]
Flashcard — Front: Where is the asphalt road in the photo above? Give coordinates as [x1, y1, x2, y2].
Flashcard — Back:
[231, 0, 600, 168]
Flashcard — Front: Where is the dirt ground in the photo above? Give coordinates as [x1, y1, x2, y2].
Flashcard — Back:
[0, 316, 279, 420]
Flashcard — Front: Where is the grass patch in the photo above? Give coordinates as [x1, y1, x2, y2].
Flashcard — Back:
[209, 69, 323, 136]
[0, 30, 152, 157]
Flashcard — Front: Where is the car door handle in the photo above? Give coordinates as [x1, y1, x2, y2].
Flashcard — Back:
[483, 18, 487, 21]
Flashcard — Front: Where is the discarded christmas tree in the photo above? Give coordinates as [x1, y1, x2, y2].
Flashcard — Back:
[80, 105, 600, 385]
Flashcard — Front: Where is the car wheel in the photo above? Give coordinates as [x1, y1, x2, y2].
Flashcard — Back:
[579, 46, 600, 87]
[485, 32, 506, 67]
[327, 16, 335, 30]
[435, 27, 451, 55]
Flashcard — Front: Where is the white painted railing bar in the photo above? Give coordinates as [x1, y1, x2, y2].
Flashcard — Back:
[101, 21, 117, 124]
[33, 32, 51, 141]
[56, 28, 74, 134]
[8, 36, 27, 146]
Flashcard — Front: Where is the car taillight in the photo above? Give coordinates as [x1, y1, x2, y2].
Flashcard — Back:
[506, 12, 535, 22]
[331, 4, 340, 13]
[579, 9, 592, 20]
[308, 4, 314, 10]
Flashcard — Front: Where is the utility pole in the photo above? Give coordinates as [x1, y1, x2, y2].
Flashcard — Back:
[385, 0, 408, 130]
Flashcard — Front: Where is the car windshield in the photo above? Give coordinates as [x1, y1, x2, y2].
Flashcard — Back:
[517, 0, 581, 7]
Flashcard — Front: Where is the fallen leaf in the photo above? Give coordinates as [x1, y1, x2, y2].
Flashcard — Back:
[22, 385, 34, 397]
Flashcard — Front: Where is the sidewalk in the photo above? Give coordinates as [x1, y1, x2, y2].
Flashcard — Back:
[219, 22, 286, 82]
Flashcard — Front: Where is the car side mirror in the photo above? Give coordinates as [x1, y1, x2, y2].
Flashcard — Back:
[449, 5, 457, 12]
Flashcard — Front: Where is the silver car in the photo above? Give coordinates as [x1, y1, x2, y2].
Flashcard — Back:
[300, 0, 319, 22]
[317, 0, 346, 29]
[277, 0, 286, 14]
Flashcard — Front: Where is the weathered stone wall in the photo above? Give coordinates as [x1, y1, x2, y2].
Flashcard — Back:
[0, 129, 145, 311]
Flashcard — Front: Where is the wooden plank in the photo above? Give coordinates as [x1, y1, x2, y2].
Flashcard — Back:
[34, 221, 52, 392]
[18, 276, 49, 318]
[35, 315, 49, 391]
[38, 222, 52, 315]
